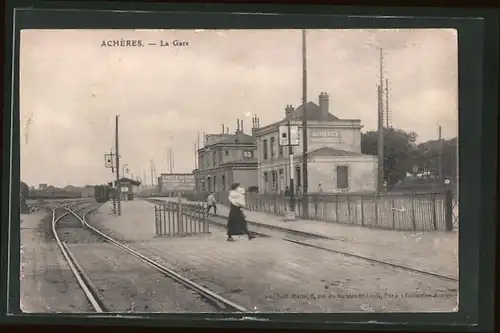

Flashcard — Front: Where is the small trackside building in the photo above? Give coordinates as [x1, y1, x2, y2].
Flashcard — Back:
[109, 177, 141, 201]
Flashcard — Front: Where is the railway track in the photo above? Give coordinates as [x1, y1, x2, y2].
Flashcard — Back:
[207, 214, 458, 283]
[51, 203, 249, 313]
[51, 206, 107, 312]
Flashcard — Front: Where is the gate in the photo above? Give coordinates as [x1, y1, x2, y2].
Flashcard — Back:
[154, 200, 210, 237]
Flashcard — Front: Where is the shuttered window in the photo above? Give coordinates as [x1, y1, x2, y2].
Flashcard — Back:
[336, 166, 349, 189]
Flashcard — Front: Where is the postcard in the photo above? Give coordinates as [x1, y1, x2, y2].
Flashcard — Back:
[19, 28, 458, 314]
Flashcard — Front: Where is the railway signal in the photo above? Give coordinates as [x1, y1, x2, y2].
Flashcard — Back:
[104, 153, 115, 171]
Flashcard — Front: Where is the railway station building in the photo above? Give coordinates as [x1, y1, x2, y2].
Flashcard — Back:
[254, 92, 377, 194]
[193, 120, 259, 193]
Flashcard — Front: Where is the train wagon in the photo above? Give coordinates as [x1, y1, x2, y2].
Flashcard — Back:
[94, 185, 111, 203]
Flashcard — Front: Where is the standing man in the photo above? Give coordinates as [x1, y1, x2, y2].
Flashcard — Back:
[206, 192, 217, 216]
[284, 186, 291, 198]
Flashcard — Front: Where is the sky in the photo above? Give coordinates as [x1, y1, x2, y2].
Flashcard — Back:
[19, 29, 458, 187]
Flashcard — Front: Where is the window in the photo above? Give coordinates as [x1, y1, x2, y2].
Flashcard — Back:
[279, 146, 284, 157]
[295, 166, 301, 187]
[279, 169, 284, 192]
[212, 152, 217, 167]
[213, 176, 217, 192]
[270, 137, 276, 159]
[263, 172, 268, 191]
[207, 177, 211, 191]
[336, 166, 349, 189]
[271, 171, 277, 192]
[225, 150, 229, 156]
[221, 174, 226, 191]
[201, 180, 206, 192]
[263, 139, 268, 160]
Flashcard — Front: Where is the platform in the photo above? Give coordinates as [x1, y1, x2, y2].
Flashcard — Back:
[213, 204, 458, 279]
[87, 199, 458, 313]
[148, 197, 458, 279]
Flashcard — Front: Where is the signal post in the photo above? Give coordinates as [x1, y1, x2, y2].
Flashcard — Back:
[278, 117, 300, 221]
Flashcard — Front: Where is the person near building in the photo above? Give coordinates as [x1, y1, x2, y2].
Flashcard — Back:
[206, 192, 217, 216]
[296, 185, 303, 198]
[226, 182, 255, 242]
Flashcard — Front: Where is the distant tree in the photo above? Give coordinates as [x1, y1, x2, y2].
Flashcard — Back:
[414, 137, 458, 181]
[20, 181, 30, 213]
[361, 128, 417, 186]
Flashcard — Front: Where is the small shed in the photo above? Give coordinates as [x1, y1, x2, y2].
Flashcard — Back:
[108, 177, 141, 201]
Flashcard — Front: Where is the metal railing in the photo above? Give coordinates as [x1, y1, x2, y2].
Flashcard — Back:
[199, 189, 457, 232]
[154, 200, 210, 237]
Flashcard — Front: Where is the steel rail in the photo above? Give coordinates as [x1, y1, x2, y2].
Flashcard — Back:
[207, 215, 458, 283]
[282, 238, 458, 283]
[68, 207, 249, 313]
[51, 208, 105, 312]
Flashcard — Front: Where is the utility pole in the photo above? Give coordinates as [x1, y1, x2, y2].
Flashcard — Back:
[301, 29, 309, 215]
[169, 148, 174, 174]
[385, 78, 390, 129]
[194, 142, 197, 169]
[169, 149, 172, 174]
[109, 148, 116, 214]
[377, 48, 385, 193]
[287, 117, 295, 215]
[115, 115, 121, 216]
[438, 124, 443, 181]
[150, 160, 154, 188]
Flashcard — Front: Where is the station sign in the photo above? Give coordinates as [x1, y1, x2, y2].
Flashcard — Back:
[310, 130, 341, 143]
[160, 174, 195, 191]
[278, 125, 300, 146]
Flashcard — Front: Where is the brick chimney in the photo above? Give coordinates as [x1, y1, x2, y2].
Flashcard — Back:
[319, 92, 329, 115]
[285, 104, 294, 119]
[251, 116, 260, 137]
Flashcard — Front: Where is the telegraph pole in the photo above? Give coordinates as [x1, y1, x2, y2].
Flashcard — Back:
[115, 115, 121, 216]
[150, 160, 154, 188]
[377, 48, 385, 193]
[287, 117, 295, 215]
[194, 142, 197, 169]
[385, 78, 390, 129]
[438, 125, 443, 181]
[109, 148, 116, 214]
[301, 29, 309, 214]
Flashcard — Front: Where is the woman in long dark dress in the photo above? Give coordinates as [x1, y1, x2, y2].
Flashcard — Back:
[227, 182, 255, 242]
